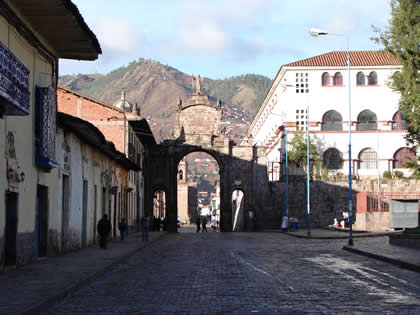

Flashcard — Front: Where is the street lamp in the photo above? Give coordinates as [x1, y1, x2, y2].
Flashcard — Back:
[309, 28, 353, 246]
[306, 96, 311, 237]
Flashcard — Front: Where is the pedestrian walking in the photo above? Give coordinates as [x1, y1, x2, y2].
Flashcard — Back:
[140, 215, 150, 241]
[342, 209, 350, 228]
[196, 216, 201, 233]
[118, 218, 128, 240]
[97, 214, 111, 249]
[201, 216, 207, 232]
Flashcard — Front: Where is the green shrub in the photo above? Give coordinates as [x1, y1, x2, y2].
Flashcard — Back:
[393, 170, 404, 178]
[404, 226, 420, 235]
[336, 172, 344, 181]
[383, 171, 392, 179]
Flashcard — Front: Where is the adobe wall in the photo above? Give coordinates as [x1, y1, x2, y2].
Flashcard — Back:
[57, 89, 126, 153]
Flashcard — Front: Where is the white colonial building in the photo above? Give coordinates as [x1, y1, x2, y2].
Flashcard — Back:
[249, 51, 416, 180]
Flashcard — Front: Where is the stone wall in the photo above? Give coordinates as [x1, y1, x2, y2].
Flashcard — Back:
[271, 178, 419, 231]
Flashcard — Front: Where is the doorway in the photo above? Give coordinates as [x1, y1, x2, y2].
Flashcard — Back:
[93, 185, 97, 245]
[232, 189, 244, 231]
[61, 175, 70, 250]
[36, 185, 49, 257]
[5, 191, 18, 265]
[82, 180, 88, 248]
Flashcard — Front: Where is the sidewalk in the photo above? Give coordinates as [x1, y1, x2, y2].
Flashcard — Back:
[279, 228, 420, 273]
[282, 227, 390, 239]
[0, 231, 166, 315]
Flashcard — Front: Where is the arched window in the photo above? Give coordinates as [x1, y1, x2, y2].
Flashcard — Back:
[357, 110, 377, 131]
[368, 71, 377, 85]
[321, 72, 330, 86]
[390, 71, 402, 89]
[323, 148, 343, 169]
[322, 110, 343, 131]
[392, 111, 408, 130]
[356, 72, 365, 85]
[393, 147, 415, 168]
[333, 72, 343, 86]
[359, 148, 377, 169]
[178, 169, 183, 180]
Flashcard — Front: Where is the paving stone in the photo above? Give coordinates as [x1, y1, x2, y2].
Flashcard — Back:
[42, 231, 420, 314]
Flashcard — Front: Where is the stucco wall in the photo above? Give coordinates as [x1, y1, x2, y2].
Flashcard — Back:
[0, 14, 58, 265]
[56, 128, 131, 253]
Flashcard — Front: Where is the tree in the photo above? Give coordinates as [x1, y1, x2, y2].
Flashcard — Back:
[403, 156, 420, 178]
[373, 0, 420, 149]
[288, 132, 320, 175]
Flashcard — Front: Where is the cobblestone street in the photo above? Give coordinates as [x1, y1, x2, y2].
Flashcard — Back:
[43, 231, 420, 314]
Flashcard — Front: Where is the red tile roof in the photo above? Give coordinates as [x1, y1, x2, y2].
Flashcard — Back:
[284, 51, 400, 67]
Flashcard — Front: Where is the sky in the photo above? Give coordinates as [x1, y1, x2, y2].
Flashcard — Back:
[59, 0, 392, 80]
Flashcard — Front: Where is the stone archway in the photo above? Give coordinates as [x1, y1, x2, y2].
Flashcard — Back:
[144, 87, 276, 232]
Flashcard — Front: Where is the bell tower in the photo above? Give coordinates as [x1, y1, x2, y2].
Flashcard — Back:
[177, 157, 187, 184]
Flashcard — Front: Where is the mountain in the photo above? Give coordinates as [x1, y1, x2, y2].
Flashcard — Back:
[59, 58, 272, 142]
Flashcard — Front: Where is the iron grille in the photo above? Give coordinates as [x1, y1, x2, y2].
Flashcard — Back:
[35, 86, 57, 170]
[359, 148, 377, 169]
[323, 148, 343, 169]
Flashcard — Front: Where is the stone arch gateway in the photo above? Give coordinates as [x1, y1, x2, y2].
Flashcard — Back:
[144, 90, 277, 232]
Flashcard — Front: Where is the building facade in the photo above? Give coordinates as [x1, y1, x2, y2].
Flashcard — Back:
[249, 51, 416, 180]
[57, 87, 156, 234]
[0, 1, 100, 266]
[57, 112, 139, 251]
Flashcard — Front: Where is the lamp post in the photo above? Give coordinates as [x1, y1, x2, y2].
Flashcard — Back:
[268, 84, 293, 228]
[285, 127, 289, 219]
[306, 98, 311, 237]
[310, 28, 353, 246]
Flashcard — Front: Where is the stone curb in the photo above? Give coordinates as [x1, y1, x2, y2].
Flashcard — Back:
[20, 232, 168, 315]
[342, 245, 420, 273]
[277, 231, 389, 240]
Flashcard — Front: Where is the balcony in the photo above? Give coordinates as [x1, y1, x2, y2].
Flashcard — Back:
[0, 41, 30, 117]
[35, 86, 58, 171]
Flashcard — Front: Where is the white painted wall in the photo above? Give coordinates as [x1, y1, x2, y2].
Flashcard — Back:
[251, 61, 413, 177]
[56, 128, 129, 252]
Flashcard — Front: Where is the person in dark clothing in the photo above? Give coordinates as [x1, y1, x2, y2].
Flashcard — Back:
[196, 216, 201, 233]
[140, 215, 150, 241]
[97, 214, 111, 249]
[154, 216, 161, 231]
[118, 218, 128, 240]
[201, 216, 207, 233]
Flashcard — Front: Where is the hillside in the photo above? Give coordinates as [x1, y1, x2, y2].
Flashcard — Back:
[59, 58, 271, 142]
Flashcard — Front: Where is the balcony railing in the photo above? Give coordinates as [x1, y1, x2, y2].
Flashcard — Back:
[0, 41, 30, 116]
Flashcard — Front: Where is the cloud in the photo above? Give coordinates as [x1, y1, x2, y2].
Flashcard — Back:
[94, 17, 148, 66]
[180, 21, 228, 52]
[173, 0, 279, 62]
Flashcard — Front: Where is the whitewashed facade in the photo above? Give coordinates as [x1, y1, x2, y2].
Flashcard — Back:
[56, 113, 138, 252]
[249, 51, 415, 180]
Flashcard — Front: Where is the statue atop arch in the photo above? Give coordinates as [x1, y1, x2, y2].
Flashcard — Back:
[192, 75, 201, 94]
